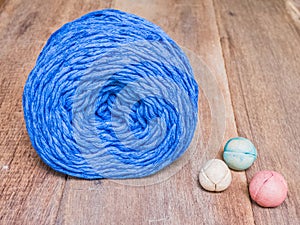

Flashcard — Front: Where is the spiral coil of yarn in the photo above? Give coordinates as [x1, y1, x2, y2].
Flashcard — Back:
[23, 9, 199, 179]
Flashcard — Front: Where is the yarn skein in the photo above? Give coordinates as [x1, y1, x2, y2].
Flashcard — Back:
[23, 9, 199, 179]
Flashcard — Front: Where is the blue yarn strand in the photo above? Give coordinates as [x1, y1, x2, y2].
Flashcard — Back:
[23, 9, 199, 179]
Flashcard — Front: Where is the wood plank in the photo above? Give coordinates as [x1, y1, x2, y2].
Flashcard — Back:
[0, 0, 112, 224]
[213, 0, 300, 224]
[56, 0, 254, 224]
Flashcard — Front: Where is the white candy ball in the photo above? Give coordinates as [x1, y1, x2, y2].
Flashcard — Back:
[199, 159, 232, 192]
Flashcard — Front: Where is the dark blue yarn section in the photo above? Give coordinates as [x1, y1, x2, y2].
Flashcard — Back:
[23, 9, 199, 179]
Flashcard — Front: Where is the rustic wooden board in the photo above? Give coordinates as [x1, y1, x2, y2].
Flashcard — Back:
[0, 0, 112, 224]
[56, 0, 254, 225]
[0, 0, 299, 224]
[214, 0, 300, 224]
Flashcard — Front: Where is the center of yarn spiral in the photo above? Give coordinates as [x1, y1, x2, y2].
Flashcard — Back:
[23, 9, 199, 179]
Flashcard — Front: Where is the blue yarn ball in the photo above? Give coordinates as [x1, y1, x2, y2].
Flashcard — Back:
[23, 9, 199, 179]
[223, 137, 257, 171]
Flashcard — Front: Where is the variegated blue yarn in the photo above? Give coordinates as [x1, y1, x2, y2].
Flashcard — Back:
[23, 9, 198, 179]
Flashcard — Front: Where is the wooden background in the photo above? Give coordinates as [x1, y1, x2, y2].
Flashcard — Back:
[0, 0, 299, 224]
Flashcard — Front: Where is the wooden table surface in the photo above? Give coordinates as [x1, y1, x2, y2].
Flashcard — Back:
[0, 0, 299, 224]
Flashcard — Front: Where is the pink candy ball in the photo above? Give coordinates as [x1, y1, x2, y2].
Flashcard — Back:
[249, 170, 288, 207]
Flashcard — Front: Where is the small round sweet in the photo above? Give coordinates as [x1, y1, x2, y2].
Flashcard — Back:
[199, 159, 232, 192]
[223, 137, 257, 170]
[249, 170, 288, 207]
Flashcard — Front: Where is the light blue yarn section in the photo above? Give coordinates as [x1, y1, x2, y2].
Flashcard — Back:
[23, 9, 199, 179]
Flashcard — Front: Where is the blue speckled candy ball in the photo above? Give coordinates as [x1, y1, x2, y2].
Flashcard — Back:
[223, 137, 257, 170]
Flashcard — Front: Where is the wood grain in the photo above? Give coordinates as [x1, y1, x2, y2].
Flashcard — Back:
[56, 0, 254, 225]
[286, 0, 300, 28]
[0, 0, 112, 224]
[214, 0, 300, 224]
[0, 0, 299, 224]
